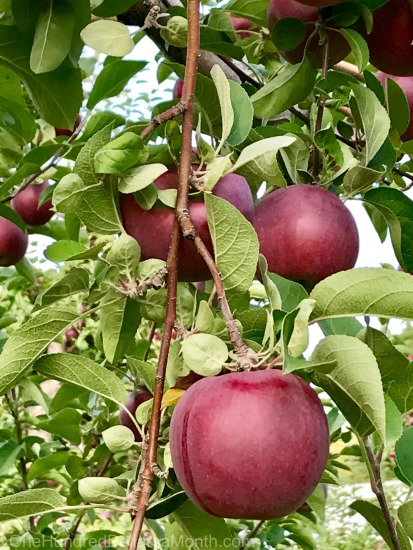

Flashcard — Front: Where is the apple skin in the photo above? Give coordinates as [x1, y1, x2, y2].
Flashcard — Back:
[120, 171, 254, 282]
[55, 114, 82, 137]
[119, 389, 153, 442]
[64, 327, 79, 342]
[267, 0, 350, 66]
[173, 79, 184, 99]
[254, 185, 359, 289]
[363, 0, 413, 77]
[170, 369, 329, 519]
[295, 0, 344, 6]
[376, 72, 413, 141]
[11, 182, 54, 226]
[230, 16, 253, 39]
[0, 217, 28, 267]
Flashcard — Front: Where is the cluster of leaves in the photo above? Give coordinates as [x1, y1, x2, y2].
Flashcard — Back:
[1, 0, 413, 548]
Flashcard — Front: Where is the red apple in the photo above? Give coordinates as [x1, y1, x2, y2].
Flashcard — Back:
[230, 16, 253, 39]
[119, 389, 153, 442]
[364, 0, 413, 77]
[170, 369, 329, 519]
[376, 72, 413, 141]
[0, 217, 28, 266]
[296, 0, 344, 6]
[254, 185, 359, 289]
[12, 181, 54, 226]
[173, 79, 184, 99]
[55, 114, 82, 137]
[120, 170, 254, 282]
[267, 0, 350, 66]
[64, 326, 79, 342]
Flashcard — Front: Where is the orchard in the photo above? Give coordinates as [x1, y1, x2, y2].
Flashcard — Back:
[2, 0, 413, 549]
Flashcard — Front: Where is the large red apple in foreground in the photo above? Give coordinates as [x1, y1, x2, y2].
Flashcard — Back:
[120, 389, 153, 442]
[267, 0, 350, 66]
[376, 72, 413, 142]
[230, 16, 253, 39]
[254, 185, 359, 289]
[170, 369, 329, 519]
[120, 170, 254, 282]
[12, 182, 54, 226]
[364, 0, 413, 77]
[0, 217, 28, 266]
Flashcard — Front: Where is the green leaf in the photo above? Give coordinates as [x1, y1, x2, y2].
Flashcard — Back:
[388, 361, 413, 414]
[78, 477, 121, 504]
[343, 165, 382, 196]
[384, 76, 410, 137]
[224, 0, 269, 26]
[38, 408, 81, 445]
[74, 123, 112, 186]
[34, 353, 127, 406]
[30, 1, 75, 74]
[87, 60, 147, 110]
[351, 83, 390, 165]
[0, 489, 66, 522]
[227, 80, 253, 146]
[211, 64, 234, 150]
[287, 298, 316, 358]
[181, 333, 228, 376]
[0, 441, 23, 477]
[15, 257, 35, 284]
[45, 240, 87, 262]
[27, 452, 70, 483]
[77, 184, 122, 234]
[363, 188, 413, 272]
[267, 271, 308, 312]
[94, 132, 147, 174]
[0, 308, 79, 395]
[52, 173, 85, 213]
[258, 256, 282, 311]
[350, 500, 410, 550]
[100, 289, 141, 364]
[206, 194, 259, 293]
[80, 20, 134, 56]
[385, 395, 403, 445]
[194, 301, 215, 334]
[127, 356, 157, 394]
[107, 233, 141, 280]
[339, 29, 369, 72]
[102, 425, 135, 453]
[34, 267, 89, 310]
[398, 501, 413, 540]
[231, 135, 295, 172]
[146, 492, 188, 520]
[118, 164, 167, 194]
[396, 427, 413, 485]
[310, 268, 413, 323]
[312, 335, 386, 440]
[252, 58, 316, 119]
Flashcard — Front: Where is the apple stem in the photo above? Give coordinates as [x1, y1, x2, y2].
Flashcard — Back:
[127, 0, 200, 547]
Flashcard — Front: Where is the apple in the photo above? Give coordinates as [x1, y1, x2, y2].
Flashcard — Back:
[64, 327, 79, 342]
[173, 79, 184, 99]
[267, 0, 350, 66]
[120, 170, 254, 282]
[363, 0, 413, 77]
[296, 0, 344, 6]
[376, 72, 413, 141]
[119, 389, 153, 442]
[170, 369, 329, 519]
[230, 16, 253, 39]
[55, 114, 82, 137]
[0, 217, 28, 267]
[11, 181, 54, 226]
[254, 185, 359, 289]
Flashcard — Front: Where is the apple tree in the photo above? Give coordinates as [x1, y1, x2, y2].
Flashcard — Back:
[1, 0, 413, 548]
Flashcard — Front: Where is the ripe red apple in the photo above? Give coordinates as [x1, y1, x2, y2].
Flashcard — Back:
[119, 389, 153, 442]
[11, 181, 54, 226]
[363, 0, 413, 77]
[173, 79, 184, 99]
[170, 369, 329, 519]
[120, 170, 254, 282]
[55, 114, 82, 137]
[230, 16, 253, 39]
[64, 326, 79, 342]
[0, 217, 28, 266]
[267, 0, 350, 66]
[295, 0, 344, 6]
[376, 72, 413, 141]
[254, 185, 359, 289]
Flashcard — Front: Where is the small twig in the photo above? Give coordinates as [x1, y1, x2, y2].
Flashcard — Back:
[241, 520, 266, 548]
[333, 61, 364, 81]
[140, 102, 187, 141]
[312, 32, 329, 178]
[143, 322, 157, 362]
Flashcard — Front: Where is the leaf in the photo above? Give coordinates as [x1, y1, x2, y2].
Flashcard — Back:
[52, 173, 85, 213]
[232, 136, 296, 172]
[224, 0, 271, 27]
[267, 271, 308, 313]
[385, 395, 403, 445]
[181, 333, 228, 376]
[0, 308, 79, 395]
[27, 452, 70, 483]
[388, 362, 413, 414]
[227, 80, 253, 146]
[206, 194, 259, 293]
[107, 232, 140, 280]
[34, 268, 89, 310]
[343, 165, 383, 196]
[39, 408, 82, 445]
[87, 60, 147, 110]
[15, 257, 35, 284]
[80, 20, 134, 56]
[0, 489, 66, 522]
[74, 124, 112, 186]
[0, 441, 23, 477]
[395, 427, 413, 485]
[100, 289, 141, 364]
[252, 58, 316, 119]
[351, 84, 390, 165]
[398, 501, 413, 540]
[211, 64, 234, 150]
[34, 353, 126, 406]
[78, 477, 121, 504]
[118, 164, 168, 194]
[146, 492, 188, 520]
[310, 268, 413, 323]
[350, 500, 410, 550]
[102, 425, 135, 453]
[194, 301, 215, 333]
[77, 184, 122, 235]
[94, 132, 147, 174]
[312, 335, 386, 440]
[384, 76, 411, 137]
[339, 29, 369, 72]
[30, 1, 75, 74]
[257, 256, 281, 311]
[127, 356, 157, 394]
[363, 187, 413, 273]
[288, 299, 316, 358]
[162, 388, 185, 408]
[45, 240, 87, 262]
